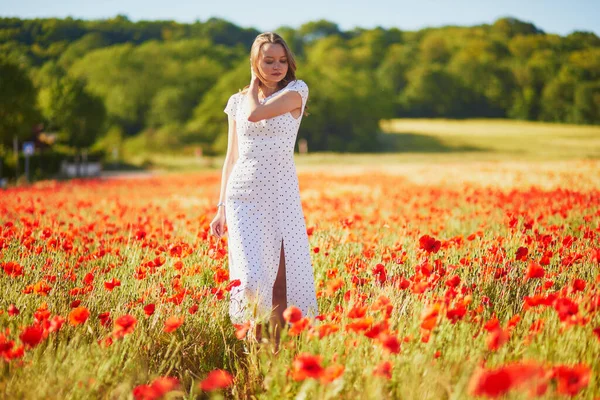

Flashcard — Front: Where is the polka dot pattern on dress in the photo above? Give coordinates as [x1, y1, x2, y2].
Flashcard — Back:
[223, 79, 318, 324]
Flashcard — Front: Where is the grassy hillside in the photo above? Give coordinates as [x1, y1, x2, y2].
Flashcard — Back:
[121, 119, 600, 172]
[378, 118, 600, 160]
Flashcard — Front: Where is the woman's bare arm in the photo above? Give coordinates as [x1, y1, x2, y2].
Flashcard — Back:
[246, 86, 302, 122]
[216, 113, 239, 211]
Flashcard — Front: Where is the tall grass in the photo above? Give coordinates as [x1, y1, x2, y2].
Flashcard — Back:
[1, 160, 599, 399]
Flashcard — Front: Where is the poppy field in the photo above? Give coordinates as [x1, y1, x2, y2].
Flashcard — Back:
[1, 159, 599, 399]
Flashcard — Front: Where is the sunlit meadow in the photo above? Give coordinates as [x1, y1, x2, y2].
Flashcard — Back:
[1, 158, 599, 399]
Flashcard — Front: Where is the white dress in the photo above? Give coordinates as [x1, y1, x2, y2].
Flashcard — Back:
[223, 79, 319, 324]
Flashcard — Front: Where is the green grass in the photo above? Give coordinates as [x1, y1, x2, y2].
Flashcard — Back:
[1, 144, 599, 399]
[378, 118, 600, 160]
[118, 119, 600, 173]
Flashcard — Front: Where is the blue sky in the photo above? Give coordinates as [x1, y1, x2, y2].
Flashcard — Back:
[2, 0, 599, 36]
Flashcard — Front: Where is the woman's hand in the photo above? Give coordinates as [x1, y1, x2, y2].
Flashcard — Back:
[209, 210, 227, 239]
[250, 66, 261, 88]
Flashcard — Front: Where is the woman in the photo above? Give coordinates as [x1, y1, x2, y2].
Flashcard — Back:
[209, 32, 318, 346]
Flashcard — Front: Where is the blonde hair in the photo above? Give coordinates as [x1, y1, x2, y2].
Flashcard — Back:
[241, 32, 297, 94]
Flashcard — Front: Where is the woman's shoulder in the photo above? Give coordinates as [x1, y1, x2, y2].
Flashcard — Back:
[290, 79, 308, 88]
[287, 79, 309, 98]
[229, 86, 251, 100]
[229, 90, 243, 101]
[285, 79, 308, 95]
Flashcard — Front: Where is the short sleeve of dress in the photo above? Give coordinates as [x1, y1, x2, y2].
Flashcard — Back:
[284, 80, 309, 114]
[224, 93, 239, 119]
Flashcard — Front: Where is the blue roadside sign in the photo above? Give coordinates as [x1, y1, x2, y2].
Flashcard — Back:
[23, 141, 35, 156]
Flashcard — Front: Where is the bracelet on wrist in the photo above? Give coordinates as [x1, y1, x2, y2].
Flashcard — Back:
[217, 202, 225, 208]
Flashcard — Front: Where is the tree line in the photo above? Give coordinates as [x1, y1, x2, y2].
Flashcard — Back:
[1, 15, 599, 158]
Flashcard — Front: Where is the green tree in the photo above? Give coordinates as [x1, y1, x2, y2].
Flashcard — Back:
[349, 27, 402, 69]
[540, 74, 576, 122]
[274, 26, 305, 56]
[185, 59, 249, 154]
[509, 49, 561, 120]
[561, 31, 600, 52]
[376, 43, 416, 114]
[301, 40, 393, 151]
[448, 39, 515, 116]
[573, 82, 600, 124]
[148, 87, 189, 127]
[508, 34, 561, 60]
[420, 33, 451, 65]
[69, 39, 234, 135]
[58, 32, 108, 68]
[39, 75, 106, 150]
[491, 17, 543, 38]
[0, 58, 39, 147]
[298, 20, 342, 44]
[400, 65, 482, 118]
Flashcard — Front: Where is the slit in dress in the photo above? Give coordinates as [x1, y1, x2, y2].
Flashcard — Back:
[273, 237, 288, 315]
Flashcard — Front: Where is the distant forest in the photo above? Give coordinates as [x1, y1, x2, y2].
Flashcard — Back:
[1, 15, 599, 155]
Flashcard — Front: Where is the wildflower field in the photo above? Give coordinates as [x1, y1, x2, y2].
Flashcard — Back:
[1, 158, 599, 399]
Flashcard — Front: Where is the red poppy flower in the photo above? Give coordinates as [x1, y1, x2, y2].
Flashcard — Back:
[445, 274, 461, 288]
[98, 311, 111, 327]
[468, 361, 547, 398]
[483, 316, 500, 332]
[320, 364, 344, 384]
[83, 272, 94, 285]
[365, 320, 389, 339]
[283, 305, 302, 323]
[7, 304, 19, 317]
[144, 304, 155, 316]
[593, 326, 600, 341]
[378, 332, 401, 354]
[47, 315, 65, 333]
[199, 369, 233, 391]
[572, 278, 586, 292]
[113, 314, 137, 338]
[553, 297, 578, 322]
[291, 353, 324, 381]
[104, 278, 121, 291]
[553, 364, 591, 396]
[515, 247, 528, 261]
[314, 323, 339, 339]
[420, 303, 440, 331]
[347, 303, 367, 319]
[213, 268, 229, 284]
[69, 306, 90, 326]
[373, 361, 392, 379]
[133, 376, 180, 400]
[233, 321, 251, 340]
[164, 316, 184, 333]
[345, 317, 373, 333]
[0, 334, 14, 353]
[289, 317, 310, 336]
[486, 327, 509, 351]
[372, 263, 387, 284]
[419, 235, 441, 253]
[2, 261, 24, 277]
[19, 324, 45, 348]
[446, 302, 467, 323]
[326, 277, 344, 295]
[525, 261, 545, 280]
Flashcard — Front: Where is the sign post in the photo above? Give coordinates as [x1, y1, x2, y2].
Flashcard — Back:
[0, 150, 5, 189]
[23, 141, 35, 183]
[13, 136, 19, 180]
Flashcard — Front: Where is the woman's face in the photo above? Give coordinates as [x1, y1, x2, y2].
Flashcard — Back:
[257, 43, 288, 86]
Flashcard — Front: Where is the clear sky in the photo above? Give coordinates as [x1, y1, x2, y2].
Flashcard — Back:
[2, 0, 599, 36]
